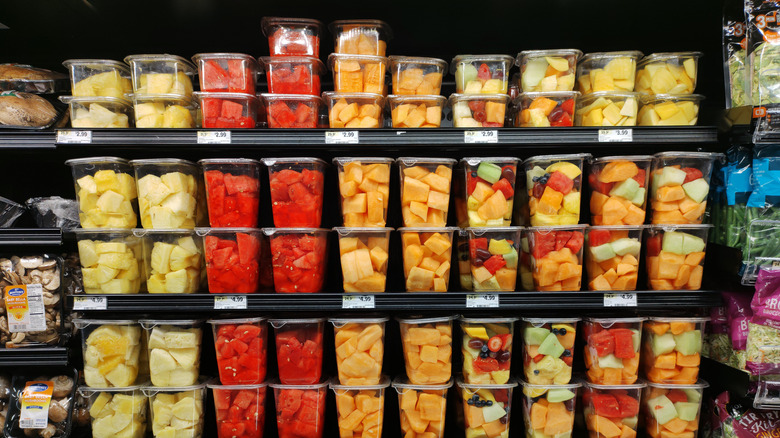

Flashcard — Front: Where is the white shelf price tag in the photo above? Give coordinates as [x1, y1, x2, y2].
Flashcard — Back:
[214, 295, 247, 310]
[342, 295, 375, 309]
[325, 131, 359, 144]
[197, 130, 231, 144]
[57, 130, 92, 144]
[598, 129, 633, 142]
[73, 296, 107, 310]
[466, 293, 500, 308]
[464, 130, 498, 143]
[603, 293, 638, 307]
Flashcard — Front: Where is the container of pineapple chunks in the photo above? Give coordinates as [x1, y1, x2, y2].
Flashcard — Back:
[133, 229, 203, 294]
[323, 92, 385, 128]
[516, 49, 582, 92]
[130, 159, 201, 229]
[635, 52, 703, 95]
[388, 56, 447, 95]
[574, 91, 641, 127]
[638, 94, 704, 126]
[74, 319, 144, 387]
[139, 320, 204, 388]
[576, 51, 644, 94]
[66, 156, 138, 229]
[60, 96, 133, 128]
[330, 19, 392, 56]
[63, 59, 133, 99]
[74, 229, 144, 294]
[79, 385, 148, 438]
[142, 380, 207, 438]
[129, 94, 196, 128]
[124, 54, 196, 98]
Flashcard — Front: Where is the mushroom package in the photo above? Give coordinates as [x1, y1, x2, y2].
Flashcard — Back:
[3, 373, 76, 438]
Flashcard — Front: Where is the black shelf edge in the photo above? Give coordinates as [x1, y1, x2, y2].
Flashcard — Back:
[0, 347, 69, 367]
[700, 357, 752, 397]
[0, 131, 57, 150]
[0, 228, 62, 246]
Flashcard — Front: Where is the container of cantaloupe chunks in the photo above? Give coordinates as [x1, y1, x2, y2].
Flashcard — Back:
[388, 95, 447, 128]
[392, 378, 452, 438]
[397, 315, 455, 384]
[73, 229, 145, 294]
[635, 52, 703, 95]
[330, 376, 390, 438]
[323, 92, 385, 128]
[329, 316, 388, 385]
[66, 156, 138, 229]
[641, 317, 708, 384]
[79, 385, 148, 438]
[520, 379, 581, 438]
[583, 381, 645, 438]
[397, 157, 456, 227]
[638, 94, 704, 126]
[334, 227, 392, 293]
[458, 378, 518, 438]
[399, 228, 457, 292]
[139, 319, 204, 388]
[74, 319, 144, 388]
[646, 224, 711, 291]
[141, 380, 208, 438]
[328, 54, 389, 95]
[575, 51, 643, 94]
[333, 157, 394, 227]
[388, 56, 447, 95]
[642, 380, 708, 438]
[329, 19, 392, 56]
[648, 152, 722, 225]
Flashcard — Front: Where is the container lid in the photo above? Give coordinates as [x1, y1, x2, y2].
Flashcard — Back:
[584, 316, 646, 325]
[388, 56, 447, 70]
[78, 384, 145, 395]
[195, 227, 263, 236]
[514, 91, 580, 105]
[395, 315, 457, 324]
[65, 156, 130, 166]
[398, 227, 460, 233]
[654, 151, 724, 160]
[261, 157, 328, 166]
[129, 93, 195, 106]
[322, 92, 385, 105]
[527, 225, 588, 232]
[198, 158, 260, 166]
[333, 157, 394, 165]
[73, 318, 138, 328]
[268, 317, 326, 327]
[62, 59, 131, 73]
[207, 316, 266, 325]
[261, 16, 324, 36]
[449, 55, 514, 73]
[465, 227, 523, 235]
[522, 317, 581, 324]
[327, 53, 389, 69]
[393, 377, 453, 391]
[269, 380, 329, 390]
[258, 56, 325, 74]
[583, 380, 646, 390]
[132, 228, 197, 238]
[591, 155, 653, 163]
[459, 316, 518, 323]
[328, 19, 393, 39]
[262, 228, 329, 236]
[577, 91, 641, 103]
[645, 380, 709, 389]
[329, 316, 389, 325]
[129, 158, 197, 167]
[586, 225, 646, 231]
[649, 224, 714, 230]
[638, 52, 704, 65]
[192, 52, 257, 65]
[141, 380, 209, 395]
[456, 377, 518, 389]
[329, 375, 390, 390]
[207, 382, 268, 389]
[333, 227, 394, 235]
[387, 95, 447, 105]
[515, 49, 583, 66]
[139, 319, 204, 328]
[448, 93, 511, 106]
[72, 228, 136, 235]
[397, 157, 456, 166]
[192, 91, 260, 104]
[524, 153, 592, 164]
[259, 93, 323, 104]
[579, 51, 644, 62]
[461, 157, 520, 165]
[59, 95, 132, 106]
[640, 94, 705, 105]
[648, 316, 710, 323]
[123, 54, 197, 73]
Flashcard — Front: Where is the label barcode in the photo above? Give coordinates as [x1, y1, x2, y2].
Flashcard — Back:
[20, 420, 31, 428]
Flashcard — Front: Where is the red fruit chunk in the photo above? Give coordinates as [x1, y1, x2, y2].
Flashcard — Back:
[469, 238, 488, 259]
[682, 167, 704, 183]
[588, 172, 614, 195]
[205, 233, 261, 293]
[275, 326, 323, 384]
[550, 111, 573, 127]
[555, 231, 573, 251]
[203, 60, 229, 91]
[477, 63, 491, 81]
[487, 336, 503, 352]
[214, 387, 266, 438]
[560, 98, 575, 115]
[482, 121, 503, 127]
[666, 389, 689, 404]
[633, 168, 647, 188]
[532, 232, 556, 260]
[202, 98, 222, 120]
[483, 255, 507, 275]
[546, 171, 574, 195]
[616, 394, 640, 417]
[473, 357, 499, 372]
[564, 231, 584, 253]
[588, 330, 615, 357]
[591, 394, 621, 417]
[468, 100, 486, 113]
[268, 168, 324, 227]
[589, 229, 612, 247]
[610, 328, 636, 359]
[269, 233, 327, 293]
[491, 178, 514, 199]
[214, 321, 266, 384]
[646, 235, 662, 257]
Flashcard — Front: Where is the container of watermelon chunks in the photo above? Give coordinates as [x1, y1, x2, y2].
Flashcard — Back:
[200, 159, 260, 228]
[197, 228, 262, 294]
[588, 155, 653, 226]
[193, 92, 259, 129]
[649, 152, 722, 225]
[192, 53, 258, 94]
[269, 317, 324, 385]
[643, 380, 708, 438]
[524, 153, 590, 226]
[645, 224, 711, 290]
[262, 157, 326, 228]
[583, 317, 644, 384]
[264, 228, 328, 293]
[585, 226, 644, 291]
[209, 382, 267, 438]
[526, 225, 586, 291]
[260, 93, 323, 128]
[209, 317, 267, 385]
[269, 380, 328, 438]
[259, 56, 325, 95]
[261, 17, 323, 57]
[520, 380, 580, 438]
[583, 381, 645, 438]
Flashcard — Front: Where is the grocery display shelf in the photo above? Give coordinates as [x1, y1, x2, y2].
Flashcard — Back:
[701, 357, 752, 397]
[0, 228, 62, 246]
[0, 347, 69, 367]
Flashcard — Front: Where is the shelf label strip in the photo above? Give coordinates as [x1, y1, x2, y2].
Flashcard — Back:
[466, 293, 499, 308]
[603, 293, 637, 307]
[73, 296, 107, 310]
[326, 131, 359, 144]
[214, 295, 247, 309]
[57, 130, 92, 144]
[197, 131, 231, 144]
[464, 130, 498, 143]
[342, 295, 374, 309]
[598, 129, 633, 142]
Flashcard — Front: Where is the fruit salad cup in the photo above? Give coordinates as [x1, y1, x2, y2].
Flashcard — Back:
[520, 380, 580, 438]
[645, 225, 711, 290]
[334, 157, 393, 227]
[260, 94, 322, 128]
[80, 386, 147, 438]
[589, 155, 652, 225]
[388, 95, 446, 128]
[583, 317, 644, 384]
[330, 377, 389, 438]
[519, 230, 534, 291]
[60, 95, 133, 128]
[635, 52, 703, 95]
[513, 91, 579, 127]
[460, 317, 517, 384]
[269, 318, 324, 385]
[516, 49, 582, 92]
[400, 227, 457, 292]
[522, 318, 579, 384]
[209, 382, 267, 438]
[649, 152, 720, 224]
[458, 379, 517, 437]
[398, 157, 455, 226]
[139, 319, 203, 387]
[466, 227, 522, 291]
[449, 94, 510, 127]
[576, 51, 643, 94]
[335, 227, 391, 292]
[398, 315, 455, 385]
[323, 92, 384, 128]
[643, 380, 708, 438]
[452, 55, 514, 94]
[66, 156, 138, 229]
[134, 229, 202, 294]
[328, 54, 388, 94]
[264, 228, 329, 293]
[642, 317, 708, 384]
[201, 228, 260, 290]
[574, 91, 640, 126]
[193, 92, 259, 128]
[330, 317, 388, 385]
[330, 19, 392, 56]
[191, 53, 257, 94]
[389, 56, 447, 95]
[527, 225, 586, 291]
[585, 226, 644, 291]
[63, 59, 132, 98]
[209, 317, 267, 384]
[261, 17, 323, 57]
[129, 94, 197, 128]
[131, 159, 201, 229]
[638, 94, 704, 126]
[143, 382, 207, 438]
[124, 54, 196, 97]
[393, 378, 451, 438]
[199, 158, 260, 228]
[74, 229, 144, 294]
[260, 56, 324, 95]
[74, 319, 143, 387]
[583, 381, 645, 438]
[262, 157, 326, 227]
[270, 380, 328, 438]
[457, 229, 473, 290]
[524, 154, 589, 226]
[457, 157, 519, 227]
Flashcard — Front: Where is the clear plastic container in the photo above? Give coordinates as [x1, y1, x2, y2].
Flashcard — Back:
[456, 229, 472, 290]
[330, 19, 392, 56]
[638, 94, 704, 126]
[74, 319, 143, 387]
[458, 379, 517, 437]
[60, 96, 133, 128]
[74, 229, 144, 294]
[0, 196, 24, 228]
[330, 377, 389, 438]
[398, 157, 456, 227]
[62, 59, 133, 99]
[574, 91, 640, 126]
[323, 92, 384, 128]
[142, 381, 207, 438]
[635, 52, 703, 95]
[79, 385, 147, 438]
[519, 229, 534, 291]
[388, 95, 446, 128]
[649, 152, 721, 225]
[334, 157, 394, 227]
[133, 229, 202, 294]
[263, 228, 329, 293]
[389, 56, 447, 95]
[449, 93, 510, 127]
[130, 158, 200, 229]
[260, 93, 322, 128]
[460, 317, 517, 384]
[520, 380, 580, 438]
[527, 225, 587, 291]
[262, 157, 326, 228]
[66, 156, 138, 229]
[0, 64, 69, 94]
[456, 157, 519, 228]
[513, 91, 579, 127]
[582, 317, 645, 384]
[259, 56, 324, 95]
[585, 226, 645, 291]
[645, 224, 711, 290]
[129, 94, 196, 128]
[269, 380, 328, 438]
[196, 228, 263, 294]
[521, 318, 579, 384]
[334, 227, 392, 293]
[209, 317, 267, 385]
[399, 227, 457, 292]
[199, 158, 260, 228]
[209, 382, 267, 438]
[392, 378, 452, 438]
[328, 54, 388, 94]
[642, 381, 708, 438]
[262, 17, 324, 57]
[516, 49, 582, 92]
[192, 92, 258, 129]
[465, 227, 522, 291]
[576, 51, 644, 94]
[451, 55, 514, 94]
[641, 317, 708, 384]
[191, 53, 257, 94]
[397, 315, 455, 385]
[124, 54, 196, 97]
[588, 155, 653, 226]
[330, 317, 388, 385]
[524, 153, 589, 226]
[269, 318, 325, 385]
[583, 381, 645, 438]
[139, 319, 203, 387]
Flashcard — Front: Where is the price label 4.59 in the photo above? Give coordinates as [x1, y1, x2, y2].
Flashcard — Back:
[214, 295, 247, 310]
[73, 296, 107, 310]
[466, 294, 499, 308]
[342, 295, 375, 309]
[464, 130, 498, 143]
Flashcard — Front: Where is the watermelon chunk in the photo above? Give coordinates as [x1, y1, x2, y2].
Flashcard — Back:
[203, 60, 229, 90]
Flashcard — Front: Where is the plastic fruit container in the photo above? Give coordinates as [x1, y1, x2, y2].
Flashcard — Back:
[457, 157, 519, 227]
[398, 157, 455, 227]
[330, 317, 388, 385]
[134, 229, 202, 294]
[130, 93, 196, 128]
[264, 228, 328, 293]
[260, 93, 322, 128]
[583, 317, 644, 384]
[209, 382, 267, 438]
[192, 53, 257, 94]
[199, 158, 260, 228]
[198, 228, 262, 294]
[645, 225, 711, 290]
[389, 56, 447, 95]
[583, 381, 645, 438]
[576, 51, 643, 94]
[74, 229, 144, 294]
[635, 52, 703, 95]
[388, 95, 446, 128]
[519, 230, 534, 291]
[139, 319, 203, 387]
[330, 19, 391, 56]
[456, 229, 472, 290]
[142, 381, 207, 438]
[66, 156, 138, 229]
[513, 91, 579, 127]
[334, 157, 393, 227]
[458, 379, 517, 437]
[466, 227, 521, 291]
[63, 59, 133, 98]
[399, 227, 457, 292]
[269, 318, 324, 385]
[330, 376, 389, 438]
[451, 55, 514, 94]
[649, 152, 720, 225]
[335, 227, 391, 292]
[60, 96, 133, 128]
[520, 380, 580, 438]
[323, 92, 384, 128]
[585, 226, 644, 291]
[397, 315, 455, 385]
[527, 225, 586, 291]
[574, 91, 640, 126]
[193, 92, 258, 128]
[516, 49, 582, 92]
[74, 319, 143, 387]
[328, 54, 388, 94]
[642, 317, 708, 384]
[259, 56, 324, 95]
[524, 153, 589, 226]
[209, 317, 267, 384]
[589, 155, 653, 225]
[460, 317, 517, 384]
[261, 17, 323, 57]
[124, 54, 196, 97]
[521, 318, 579, 384]
[638, 94, 704, 126]
[643, 380, 708, 438]
[392, 378, 451, 438]
[132, 158, 201, 229]
[262, 157, 326, 227]
[449, 93, 510, 127]
[79, 386, 148, 438]
[269, 380, 328, 438]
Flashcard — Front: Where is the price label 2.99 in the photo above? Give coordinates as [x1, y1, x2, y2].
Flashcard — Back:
[342, 295, 375, 309]
[197, 130, 231, 144]
[214, 295, 247, 310]
[73, 296, 107, 310]
[466, 294, 500, 308]
[464, 130, 498, 143]
[326, 131, 359, 144]
[57, 130, 92, 144]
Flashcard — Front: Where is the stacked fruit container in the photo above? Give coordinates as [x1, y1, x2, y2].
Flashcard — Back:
[512, 49, 582, 127]
[60, 59, 134, 127]
[448, 53, 513, 127]
[634, 52, 704, 126]
[124, 54, 198, 128]
[386, 53, 448, 128]
[192, 52, 260, 128]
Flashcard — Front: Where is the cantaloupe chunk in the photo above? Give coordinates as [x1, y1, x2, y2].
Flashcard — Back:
[682, 202, 706, 222]
[599, 161, 639, 183]
[482, 419, 506, 437]
[603, 197, 629, 224]
[464, 405, 484, 429]
[591, 192, 609, 215]
[592, 415, 623, 438]
[590, 274, 612, 291]
[656, 186, 685, 202]
[669, 322, 694, 334]
[602, 367, 622, 385]
[530, 402, 548, 429]
[612, 273, 638, 290]
[621, 424, 638, 438]
[658, 252, 684, 279]
[623, 204, 646, 224]
[650, 279, 674, 290]
[655, 352, 677, 369]
[543, 402, 572, 435]
[662, 418, 689, 434]
[683, 252, 705, 266]
[417, 393, 443, 421]
[687, 265, 703, 289]
[676, 352, 700, 367]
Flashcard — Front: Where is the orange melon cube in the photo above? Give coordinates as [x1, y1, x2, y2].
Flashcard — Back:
[684, 420, 699, 431]
[471, 181, 495, 203]
[669, 322, 694, 334]
[675, 366, 699, 384]
[650, 279, 674, 290]
[602, 367, 622, 385]
[683, 202, 706, 223]
[599, 256, 620, 272]
[343, 193, 368, 214]
[620, 425, 637, 438]
[623, 204, 646, 224]
[537, 260, 559, 286]
[599, 161, 639, 183]
[417, 393, 443, 421]
[687, 265, 703, 289]
[540, 282, 563, 291]
[660, 432, 695, 438]
[403, 177, 430, 204]
[658, 252, 684, 279]
[616, 263, 636, 276]
[652, 200, 681, 211]
[464, 405, 484, 428]
[340, 409, 367, 431]
[591, 192, 610, 215]
[591, 415, 623, 438]
[612, 273, 638, 291]
[653, 210, 687, 224]
[478, 191, 508, 220]
[622, 254, 639, 265]
[354, 272, 385, 292]
[530, 402, 548, 429]
[556, 262, 582, 282]
[590, 274, 612, 291]
[683, 251, 705, 266]
[662, 418, 690, 434]
[678, 197, 701, 214]
[623, 355, 639, 375]
[495, 267, 516, 290]
[602, 197, 629, 224]
[544, 402, 572, 436]
[482, 420, 507, 437]
[673, 264, 691, 288]
[341, 180, 358, 197]
[367, 191, 384, 224]
[647, 322, 670, 335]
[656, 186, 685, 202]
[485, 101, 505, 124]
[402, 233, 421, 248]
[654, 352, 677, 369]
[677, 352, 700, 367]
[539, 186, 564, 211]
[365, 164, 390, 183]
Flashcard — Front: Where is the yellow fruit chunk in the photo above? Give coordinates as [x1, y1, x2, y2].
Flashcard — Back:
[338, 161, 391, 227]
[84, 324, 141, 387]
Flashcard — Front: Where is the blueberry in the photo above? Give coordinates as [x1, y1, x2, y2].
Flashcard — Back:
[486, 400, 493, 406]
[534, 370, 540, 375]
[481, 344, 489, 352]
[480, 352, 489, 359]
[558, 328, 567, 335]
[467, 398, 474, 405]
[471, 171, 478, 177]
[562, 349, 572, 357]
[532, 176, 540, 182]
[551, 328, 559, 335]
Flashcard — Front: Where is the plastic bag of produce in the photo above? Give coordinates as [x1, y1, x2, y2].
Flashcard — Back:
[714, 390, 780, 437]
[707, 306, 732, 362]
[722, 145, 753, 250]
[746, 267, 780, 374]
[725, 291, 753, 369]
[742, 145, 780, 283]
[723, 0, 748, 108]
[747, 0, 780, 106]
